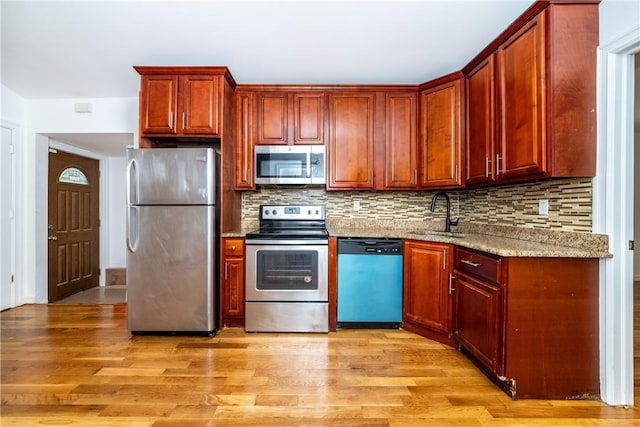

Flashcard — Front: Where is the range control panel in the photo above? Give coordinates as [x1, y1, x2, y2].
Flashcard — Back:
[260, 205, 325, 220]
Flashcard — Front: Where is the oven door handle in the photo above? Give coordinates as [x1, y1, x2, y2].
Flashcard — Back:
[245, 239, 329, 246]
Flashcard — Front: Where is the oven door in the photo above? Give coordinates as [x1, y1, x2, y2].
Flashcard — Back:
[245, 242, 328, 302]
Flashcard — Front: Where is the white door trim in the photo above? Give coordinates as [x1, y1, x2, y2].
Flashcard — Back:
[1, 120, 22, 309]
[593, 25, 640, 407]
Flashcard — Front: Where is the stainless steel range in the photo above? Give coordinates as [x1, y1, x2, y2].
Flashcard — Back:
[245, 205, 329, 333]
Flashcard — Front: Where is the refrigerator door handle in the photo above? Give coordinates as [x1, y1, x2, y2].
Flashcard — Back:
[126, 157, 138, 206]
[127, 206, 139, 253]
[126, 157, 139, 253]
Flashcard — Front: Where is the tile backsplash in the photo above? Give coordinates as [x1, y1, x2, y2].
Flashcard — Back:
[242, 178, 593, 233]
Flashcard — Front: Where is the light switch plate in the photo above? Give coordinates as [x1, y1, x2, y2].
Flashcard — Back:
[538, 199, 549, 216]
[353, 200, 360, 211]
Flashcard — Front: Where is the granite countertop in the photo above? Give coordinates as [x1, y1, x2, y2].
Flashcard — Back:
[326, 221, 611, 258]
[223, 220, 611, 259]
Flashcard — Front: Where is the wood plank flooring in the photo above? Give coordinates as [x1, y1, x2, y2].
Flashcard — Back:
[2, 300, 639, 426]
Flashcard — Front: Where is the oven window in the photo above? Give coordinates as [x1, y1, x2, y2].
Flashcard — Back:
[256, 250, 318, 291]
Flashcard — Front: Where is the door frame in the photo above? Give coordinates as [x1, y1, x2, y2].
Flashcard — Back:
[593, 25, 640, 406]
[1, 120, 22, 310]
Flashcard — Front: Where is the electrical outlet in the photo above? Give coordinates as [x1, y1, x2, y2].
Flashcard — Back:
[538, 199, 549, 216]
[353, 200, 360, 211]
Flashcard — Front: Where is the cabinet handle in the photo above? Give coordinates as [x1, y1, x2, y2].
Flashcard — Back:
[442, 249, 447, 270]
[454, 165, 459, 182]
[496, 153, 503, 175]
[414, 169, 417, 185]
[224, 262, 228, 280]
[485, 157, 492, 178]
[182, 111, 186, 130]
[449, 273, 456, 294]
[460, 259, 481, 268]
[168, 112, 173, 128]
[247, 168, 252, 185]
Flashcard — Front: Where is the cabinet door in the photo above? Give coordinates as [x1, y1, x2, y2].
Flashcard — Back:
[234, 91, 255, 190]
[180, 75, 221, 136]
[327, 92, 375, 189]
[403, 241, 452, 335]
[466, 55, 496, 185]
[385, 92, 418, 189]
[256, 92, 288, 145]
[497, 13, 547, 180]
[293, 92, 325, 145]
[140, 75, 179, 135]
[222, 239, 245, 322]
[224, 257, 245, 318]
[453, 273, 502, 374]
[419, 80, 463, 188]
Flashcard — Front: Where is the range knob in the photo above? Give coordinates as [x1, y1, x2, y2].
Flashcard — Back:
[263, 210, 269, 216]
[307, 209, 312, 215]
[272, 209, 277, 215]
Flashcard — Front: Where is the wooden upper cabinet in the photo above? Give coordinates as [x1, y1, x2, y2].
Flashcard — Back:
[327, 92, 375, 190]
[384, 92, 418, 189]
[465, 55, 496, 185]
[497, 13, 546, 180]
[180, 75, 221, 135]
[139, 75, 179, 135]
[255, 92, 325, 145]
[463, 2, 598, 185]
[419, 78, 463, 188]
[234, 91, 254, 190]
[136, 67, 234, 138]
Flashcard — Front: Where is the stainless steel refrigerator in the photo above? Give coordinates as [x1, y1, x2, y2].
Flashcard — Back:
[126, 147, 219, 335]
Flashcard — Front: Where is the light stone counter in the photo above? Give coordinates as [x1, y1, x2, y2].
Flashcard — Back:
[326, 220, 611, 258]
[223, 220, 611, 258]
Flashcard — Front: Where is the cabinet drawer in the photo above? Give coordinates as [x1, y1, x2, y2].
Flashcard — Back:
[224, 239, 245, 256]
[454, 247, 502, 284]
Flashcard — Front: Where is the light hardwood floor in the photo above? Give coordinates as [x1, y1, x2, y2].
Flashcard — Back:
[1, 295, 639, 426]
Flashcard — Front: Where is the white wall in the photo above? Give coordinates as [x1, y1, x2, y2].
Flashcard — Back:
[0, 89, 137, 304]
[107, 157, 127, 268]
[30, 97, 136, 301]
[600, 0, 640, 47]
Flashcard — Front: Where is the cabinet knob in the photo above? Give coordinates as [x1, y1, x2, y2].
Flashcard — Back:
[231, 245, 236, 251]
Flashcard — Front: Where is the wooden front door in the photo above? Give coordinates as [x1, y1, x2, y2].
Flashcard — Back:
[48, 150, 100, 302]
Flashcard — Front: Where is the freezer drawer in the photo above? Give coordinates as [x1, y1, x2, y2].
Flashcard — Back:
[127, 205, 216, 334]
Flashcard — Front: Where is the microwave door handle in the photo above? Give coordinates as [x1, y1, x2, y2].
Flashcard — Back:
[306, 151, 311, 178]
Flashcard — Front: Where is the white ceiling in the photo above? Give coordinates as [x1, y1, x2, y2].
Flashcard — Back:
[1, 0, 534, 155]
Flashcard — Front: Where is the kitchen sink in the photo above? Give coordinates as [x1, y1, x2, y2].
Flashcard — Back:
[410, 230, 467, 238]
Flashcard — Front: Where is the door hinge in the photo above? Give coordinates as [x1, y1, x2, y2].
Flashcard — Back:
[48, 147, 58, 154]
[10, 274, 14, 283]
[630, 240, 635, 250]
[9, 144, 14, 154]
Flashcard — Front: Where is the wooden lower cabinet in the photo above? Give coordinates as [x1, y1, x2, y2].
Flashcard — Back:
[452, 267, 503, 376]
[452, 247, 600, 400]
[402, 240, 455, 346]
[221, 238, 245, 327]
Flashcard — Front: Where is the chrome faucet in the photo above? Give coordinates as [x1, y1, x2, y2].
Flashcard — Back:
[430, 192, 459, 232]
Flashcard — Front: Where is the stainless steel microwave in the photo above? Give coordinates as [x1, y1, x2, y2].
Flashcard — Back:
[254, 145, 326, 185]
